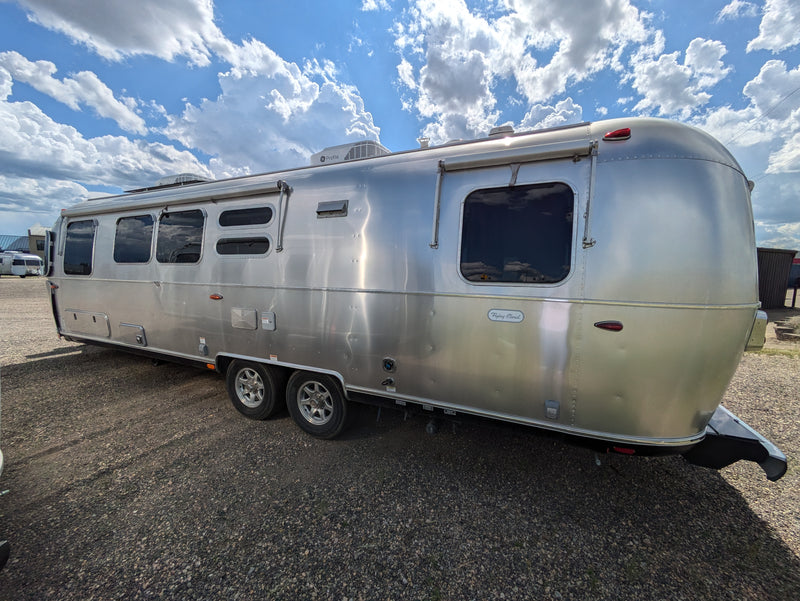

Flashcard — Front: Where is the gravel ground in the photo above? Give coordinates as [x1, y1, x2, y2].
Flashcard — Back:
[1, 277, 799, 600]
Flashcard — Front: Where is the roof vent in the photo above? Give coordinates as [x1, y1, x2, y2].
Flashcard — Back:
[124, 173, 214, 194]
[155, 173, 213, 187]
[310, 141, 390, 165]
[489, 125, 514, 138]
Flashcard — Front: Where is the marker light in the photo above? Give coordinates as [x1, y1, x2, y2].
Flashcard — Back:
[594, 321, 624, 332]
[603, 127, 631, 141]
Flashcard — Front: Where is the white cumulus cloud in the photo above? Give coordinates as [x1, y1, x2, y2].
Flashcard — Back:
[747, 0, 800, 53]
[742, 60, 800, 123]
[393, 0, 651, 143]
[2, 2, 384, 214]
[0, 84, 213, 211]
[165, 48, 382, 177]
[629, 39, 731, 118]
[361, 0, 391, 11]
[684, 39, 732, 89]
[694, 58, 800, 251]
[0, 51, 146, 134]
[716, 1, 758, 22]
[767, 133, 800, 174]
[519, 98, 583, 131]
[15, 0, 226, 65]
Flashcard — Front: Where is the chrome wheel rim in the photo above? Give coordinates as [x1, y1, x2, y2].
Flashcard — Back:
[235, 368, 264, 408]
[297, 381, 334, 425]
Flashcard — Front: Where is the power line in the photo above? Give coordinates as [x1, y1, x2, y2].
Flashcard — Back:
[724, 84, 800, 146]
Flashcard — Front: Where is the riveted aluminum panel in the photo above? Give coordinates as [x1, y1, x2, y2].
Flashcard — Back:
[63, 309, 110, 338]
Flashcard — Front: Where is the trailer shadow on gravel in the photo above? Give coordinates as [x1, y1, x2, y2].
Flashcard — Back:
[1, 350, 799, 600]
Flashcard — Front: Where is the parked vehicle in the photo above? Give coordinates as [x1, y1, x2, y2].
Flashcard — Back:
[0, 251, 44, 277]
[44, 118, 786, 480]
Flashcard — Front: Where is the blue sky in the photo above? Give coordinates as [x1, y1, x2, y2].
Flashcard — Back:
[0, 0, 798, 249]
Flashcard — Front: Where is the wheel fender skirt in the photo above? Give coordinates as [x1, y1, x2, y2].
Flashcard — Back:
[683, 405, 787, 481]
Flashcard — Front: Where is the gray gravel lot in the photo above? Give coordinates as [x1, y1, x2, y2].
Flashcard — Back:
[1, 277, 799, 600]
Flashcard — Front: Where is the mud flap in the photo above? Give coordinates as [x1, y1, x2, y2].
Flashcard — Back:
[683, 405, 787, 481]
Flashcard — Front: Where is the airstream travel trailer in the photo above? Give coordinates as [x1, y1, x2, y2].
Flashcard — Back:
[0, 251, 44, 277]
[45, 118, 787, 481]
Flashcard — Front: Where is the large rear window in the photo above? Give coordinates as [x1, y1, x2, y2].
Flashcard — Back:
[460, 182, 574, 284]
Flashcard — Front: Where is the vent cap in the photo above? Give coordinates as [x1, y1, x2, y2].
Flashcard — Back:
[155, 173, 213, 187]
[489, 125, 515, 138]
[310, 141, 390, 165]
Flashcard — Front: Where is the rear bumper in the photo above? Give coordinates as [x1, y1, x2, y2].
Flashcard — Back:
[683, 405, 787, 481]
[745, 310, 768, 351]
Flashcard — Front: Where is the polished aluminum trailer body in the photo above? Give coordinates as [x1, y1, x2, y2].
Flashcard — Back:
[47, 118, 785, 478]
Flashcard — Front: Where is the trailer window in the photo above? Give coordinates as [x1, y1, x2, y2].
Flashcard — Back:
[114, 215, 154, 263]
[156, 210, 205, 264]
[216, 237, 270, 255]
[219, 207, 273, 227]
[460, 182, 573, 284]
[64, 220, 96, 275]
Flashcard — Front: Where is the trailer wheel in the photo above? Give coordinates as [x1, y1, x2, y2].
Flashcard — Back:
[286, 371, 347, 439]
[226, 361, 282, 420]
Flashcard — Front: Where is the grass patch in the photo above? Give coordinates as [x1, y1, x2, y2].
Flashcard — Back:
[747, 348, 800, 358]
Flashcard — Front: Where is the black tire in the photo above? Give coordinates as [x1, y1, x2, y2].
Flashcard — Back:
[226, 360, 283, 420]
[286, 371, 348, 439]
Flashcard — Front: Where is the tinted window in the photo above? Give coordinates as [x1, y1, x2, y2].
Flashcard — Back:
[114, 215, 154, 263]
[216, 237, 270, 255]
[460, 182, 573, 284]
[64, 220, 96, 275]
[219, 207, 273, 227]
[156, 210, 204, 263]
